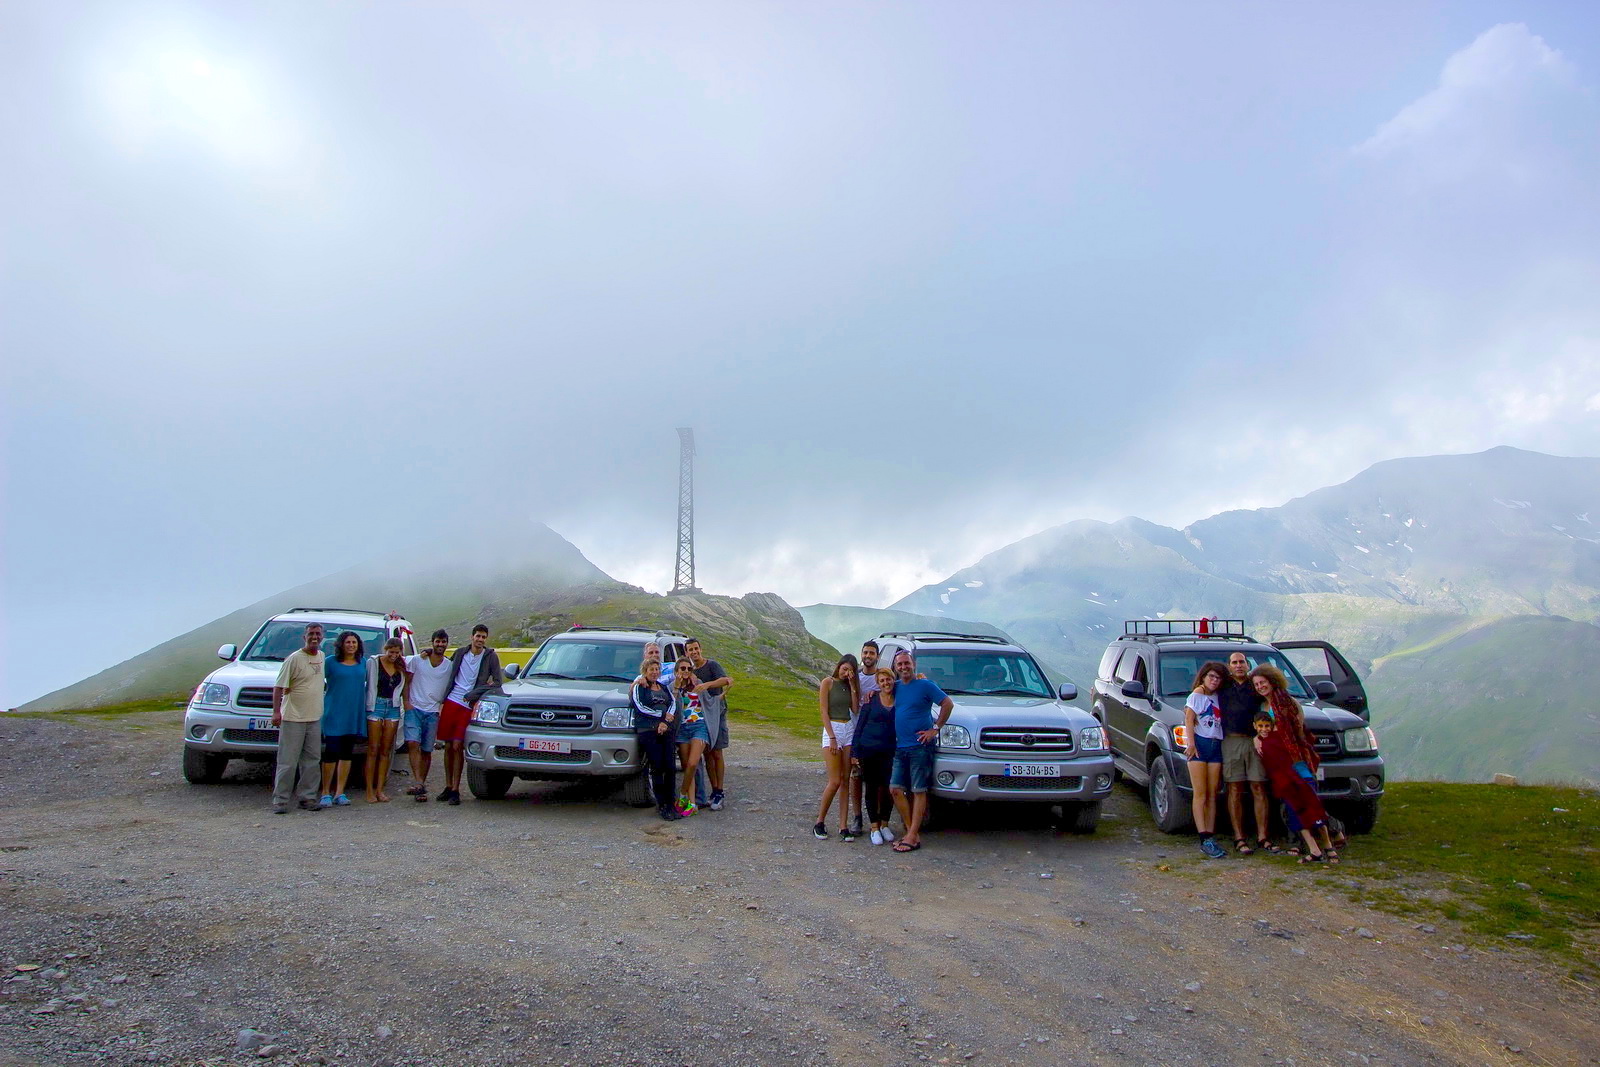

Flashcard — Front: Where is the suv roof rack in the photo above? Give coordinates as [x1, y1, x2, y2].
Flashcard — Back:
[286, 607, 392, 618]
[877, 631, 1011, 645]
[1120, 619, 1254, 641]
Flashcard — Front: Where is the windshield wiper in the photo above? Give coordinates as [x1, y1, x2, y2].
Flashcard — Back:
[581, 674, 631, 683]
[250, 655, 286, 662]
[985, 688, 1047, 697]
[527, 671, 573, 680]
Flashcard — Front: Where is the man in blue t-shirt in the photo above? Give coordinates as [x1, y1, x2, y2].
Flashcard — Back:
[887, 649, 953, 853]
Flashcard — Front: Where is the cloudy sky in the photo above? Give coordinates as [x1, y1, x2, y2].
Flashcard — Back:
[4, 1, 1598, 705]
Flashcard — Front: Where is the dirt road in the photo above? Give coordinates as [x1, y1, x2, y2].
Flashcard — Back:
[1, 710, 1594, 1067]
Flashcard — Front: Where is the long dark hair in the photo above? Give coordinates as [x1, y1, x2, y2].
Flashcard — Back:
[1192, 661, 1228, 693]
[335, 630, 365, 664]
[829, 654, 861, 708]
[1249, 664, 1299, 717]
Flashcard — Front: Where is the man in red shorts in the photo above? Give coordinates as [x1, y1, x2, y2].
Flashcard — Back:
[436, 624, 503, 806]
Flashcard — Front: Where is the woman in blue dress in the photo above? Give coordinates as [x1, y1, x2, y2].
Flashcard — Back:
[319, 631, 369, 807]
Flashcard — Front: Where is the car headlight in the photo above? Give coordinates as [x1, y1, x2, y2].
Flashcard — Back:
[472, 700, 502, 726]
[600, 707, 632, 730]
[1169, 724, 1190, 750]
[1080, 726, 1107, 752]
[191, 682, 230, 706]
[1342, 726, 1378, 754]
[938, 724, 971, 749]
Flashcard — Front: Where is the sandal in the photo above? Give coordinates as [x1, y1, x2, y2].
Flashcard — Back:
[1233, 839, 1255, 856]
[1298, 850, 1325, 864]
[1324, 848, 1340, 865]
[1257, 839, 1285, 855]
[892, 841, 922, 853]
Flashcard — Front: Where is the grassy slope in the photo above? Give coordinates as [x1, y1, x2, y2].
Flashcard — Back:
[1326, 782, 1599, 965]
[1367, 616, 1600, 786]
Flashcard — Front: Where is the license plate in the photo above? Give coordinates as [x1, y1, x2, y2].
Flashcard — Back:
[517, 738, 572, 754]
[1004, 763, 1062, 778]
[247, 719, 279, 732]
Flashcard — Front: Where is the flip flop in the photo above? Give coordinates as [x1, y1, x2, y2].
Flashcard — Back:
[892, 841, 921, 853]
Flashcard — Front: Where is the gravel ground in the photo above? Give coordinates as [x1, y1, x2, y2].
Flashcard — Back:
[1, 710, 1595, 1067]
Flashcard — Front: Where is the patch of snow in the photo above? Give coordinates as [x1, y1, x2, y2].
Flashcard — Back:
[1404, 518, 1414, 528]
[1353, 545, 1371, 554]
[1403, 544, 1413, 552]
[939, 593, 950, 604]
[1579, 513, 1591, 524]
[1552, 524, 1566, 532]
[1494, 498, 1532, 509]
[1090, 591, 1100, 597]
[1084, 598, 1105, 607]
[946, 587, 959, 593]
[964, 580, 983, 588]
[1381, 513, 1392, 519]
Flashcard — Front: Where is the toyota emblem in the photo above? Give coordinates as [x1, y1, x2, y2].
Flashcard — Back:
[539, 710, 556, 721]
[1021, 734, 1036, 747]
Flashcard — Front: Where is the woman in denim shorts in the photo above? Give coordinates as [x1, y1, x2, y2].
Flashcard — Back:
[672, 659, 709, 816]
[364, 637, 409, 803]
[1183, 662, 1228, 859]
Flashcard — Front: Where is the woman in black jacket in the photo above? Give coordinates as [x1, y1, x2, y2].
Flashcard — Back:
[852, 667, 899, 845]
[630, 659, 679, 821]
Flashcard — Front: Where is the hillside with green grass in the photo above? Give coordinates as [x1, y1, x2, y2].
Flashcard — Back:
[19, 524, 838, 718]
[1368, 616, 1600, 786]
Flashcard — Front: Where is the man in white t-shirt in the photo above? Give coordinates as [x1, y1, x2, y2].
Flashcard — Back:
[436, 624, 503, 806]
[403, 628, 453, 801]
[270, 623, 327, 814]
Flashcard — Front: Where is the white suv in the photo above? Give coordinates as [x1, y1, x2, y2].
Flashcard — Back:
[181, 608, 417, 783]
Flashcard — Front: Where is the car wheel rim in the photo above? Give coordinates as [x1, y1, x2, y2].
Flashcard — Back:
[1152, 768, 1168, 819]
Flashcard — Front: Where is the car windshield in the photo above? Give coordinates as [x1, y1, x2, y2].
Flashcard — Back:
[1156, 649, 1314, 699]
[242, 621, 388, 662]
[523, 639, 644, 681]
[906, 650, 1052, 698]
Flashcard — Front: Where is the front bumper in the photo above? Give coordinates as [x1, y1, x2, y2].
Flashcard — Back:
[182, 706, 282, 755]
[931, 751, 1116, 802]
[1165, 752, 1386, 800]
[464, 726, 640, 777]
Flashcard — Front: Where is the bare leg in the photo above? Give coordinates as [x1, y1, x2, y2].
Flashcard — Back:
[406, 741, 432, 791]
[904, 792, 929, 846]
[364, 728, 382, 802]
[319, 762, 336, 798]
[1251, 782, 1270, 844]
[890, 786, 911, 832]
[706, 748, 725, 793]
[1187, 761, 1216, 834]
[815, 748, 843, 824]
[679, 740, 706, 804]
[849, 761, 863, 827]
[373, 721, 396, 800]
[334, 759, 352, 798]
[1226, 782, 1246, 842]
[444, 742, 464, 792]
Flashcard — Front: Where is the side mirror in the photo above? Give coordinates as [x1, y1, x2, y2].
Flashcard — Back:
[1121, 679, 1146, 700]
[1057, 682, 1078, 702]
[217, 644, 237, 661]
[1313, 680, 1338, 700]
[503, 663, 521, 680]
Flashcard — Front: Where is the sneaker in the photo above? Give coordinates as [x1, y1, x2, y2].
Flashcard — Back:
[881, 826, 896, 843]
[298, 800, 322, 811]
[271, 805, 288, 815]
[849, 815, 864, 835]
[840, 828, 858, 842]
[1200, 836, 1228, 859]
[869, 829, 884, 846]
[333, 794, 352, 806]
[675, 797, 697, 817]
[446, 789, 462, 806]
[658, 806, 679, 822]
[812, 822, 829, 840]
[708, 791, 725, 811]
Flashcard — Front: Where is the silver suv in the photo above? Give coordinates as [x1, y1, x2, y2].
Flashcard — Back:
[872, 632, 1114, 832]
[462, 626, 689, 805]
[182, 608, 418, 783]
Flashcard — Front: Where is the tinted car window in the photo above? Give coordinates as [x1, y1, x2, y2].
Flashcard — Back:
[1156, 649, 1313, 699]
[1113, 649, 1146, 685]
[1097, 646, 1122, 681]
[906, 651, 1051, 698]
[243, 622, 387, 662]
[525, 639, 642, 680]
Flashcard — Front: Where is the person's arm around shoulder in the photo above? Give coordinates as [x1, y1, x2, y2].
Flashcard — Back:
[696, 661, 732, 694]
[1182, 694, 1200, 759]
[401, 655, 417, 712]
[366, 656, 379, 715]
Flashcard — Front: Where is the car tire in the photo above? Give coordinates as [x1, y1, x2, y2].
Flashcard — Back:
[1060, 800, 1102, 834]
[466, 766, 513, 800]
[182, 747, 228, 785]
[619, 768, 656, 808]
[1148, 756, 1193, 834]
[1334, 798, 1380, 835]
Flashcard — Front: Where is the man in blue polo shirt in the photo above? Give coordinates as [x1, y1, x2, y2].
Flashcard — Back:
[887, 649, 954, 853]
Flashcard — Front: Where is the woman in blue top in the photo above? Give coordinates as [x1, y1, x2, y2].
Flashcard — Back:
[319, 631, 369, 807]
[1184, 661, 1228, 858]
[630, 659, 679, 822]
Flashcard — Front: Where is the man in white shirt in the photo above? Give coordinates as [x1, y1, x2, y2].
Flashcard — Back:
[436, 624, 503, 806]
[270, 623, 327, 814]
[403, 629, 452, 802]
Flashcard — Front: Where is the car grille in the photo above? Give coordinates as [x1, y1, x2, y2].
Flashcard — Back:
[493, 746, 592, 765]
[979, 727, 1075, 754]
[237, 688, 274, 709]
[1312, 732, 1341, 757]
[977, 775, 1083, 791]
[222, 729, 279, 744]
[502, 705, 596, 732]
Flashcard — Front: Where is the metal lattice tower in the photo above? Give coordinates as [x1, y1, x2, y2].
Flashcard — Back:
[670, 427, 699, 594]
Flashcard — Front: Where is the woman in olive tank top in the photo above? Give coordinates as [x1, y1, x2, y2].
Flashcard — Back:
[813, 655, 861, 840]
